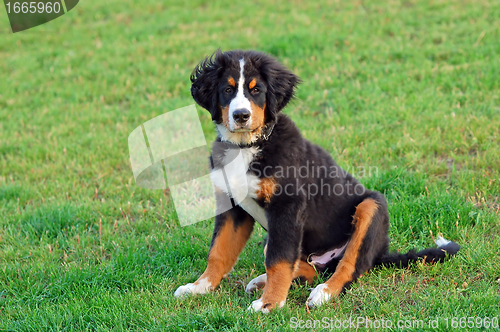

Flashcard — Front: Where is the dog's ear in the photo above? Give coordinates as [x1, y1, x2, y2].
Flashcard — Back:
[263, 57, 300, 120]
[191, 50, 225, 122]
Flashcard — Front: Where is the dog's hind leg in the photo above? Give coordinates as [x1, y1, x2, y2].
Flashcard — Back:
[293, 259, 318, 284]
[246, 260, 317, 293]
[246, 273, 267, 293]
[307, 195, 389, 308]
[246, 241, 317, 294]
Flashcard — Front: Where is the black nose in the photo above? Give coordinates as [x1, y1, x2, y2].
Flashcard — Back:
[233, 109, 251, 124]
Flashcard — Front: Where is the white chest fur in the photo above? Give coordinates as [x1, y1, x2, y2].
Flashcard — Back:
[210, 147, 268, 229]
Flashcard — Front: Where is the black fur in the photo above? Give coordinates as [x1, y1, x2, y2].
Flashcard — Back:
[191, 50, 300, 124]
[189, 49, 459, 304]
[375, 241, 461, 268]
[190, 49, 225, 122]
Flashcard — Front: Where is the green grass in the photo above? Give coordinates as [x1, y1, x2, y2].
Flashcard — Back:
[1, 0, 499, 330]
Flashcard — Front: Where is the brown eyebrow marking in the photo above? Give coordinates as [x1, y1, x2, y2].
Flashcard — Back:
[228, 77, 235, 87]
[249, 78, 257, 89]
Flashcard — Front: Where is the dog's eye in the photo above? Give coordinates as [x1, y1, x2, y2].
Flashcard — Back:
[224, 87, 233, 94]
[251, 87, 260, 94]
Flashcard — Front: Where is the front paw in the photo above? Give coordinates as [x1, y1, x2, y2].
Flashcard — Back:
[306, 283, 332, 308]
[174, 278, 213, 298]
[248, 297, 286, 313]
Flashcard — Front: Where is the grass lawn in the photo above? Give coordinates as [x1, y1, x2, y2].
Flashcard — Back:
[1, 0, 499, 330]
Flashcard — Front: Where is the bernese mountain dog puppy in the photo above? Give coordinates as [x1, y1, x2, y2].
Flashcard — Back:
[174, 50, 459, 313]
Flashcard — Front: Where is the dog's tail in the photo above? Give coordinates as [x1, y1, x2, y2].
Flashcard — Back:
[375, 235, 460, 268]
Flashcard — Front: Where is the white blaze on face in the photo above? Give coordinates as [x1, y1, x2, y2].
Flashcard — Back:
[228, 58, 252, 131]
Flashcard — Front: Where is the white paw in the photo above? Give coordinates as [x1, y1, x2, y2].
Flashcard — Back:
[306, 283, 331, 308]
[248, 298, 268, 313]
[248, 298, 286, 313]
[435, 235, 451, 247]
[245, 274, 267, 293]
[174, 278, 212, 298]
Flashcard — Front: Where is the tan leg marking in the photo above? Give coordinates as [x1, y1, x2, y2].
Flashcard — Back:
[247, 259, 316, 294]
[324, 198, 378, 295]
[256, 261, 294, 311]
[292, 260, 317, 284]
[196, 214, 254, 287]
